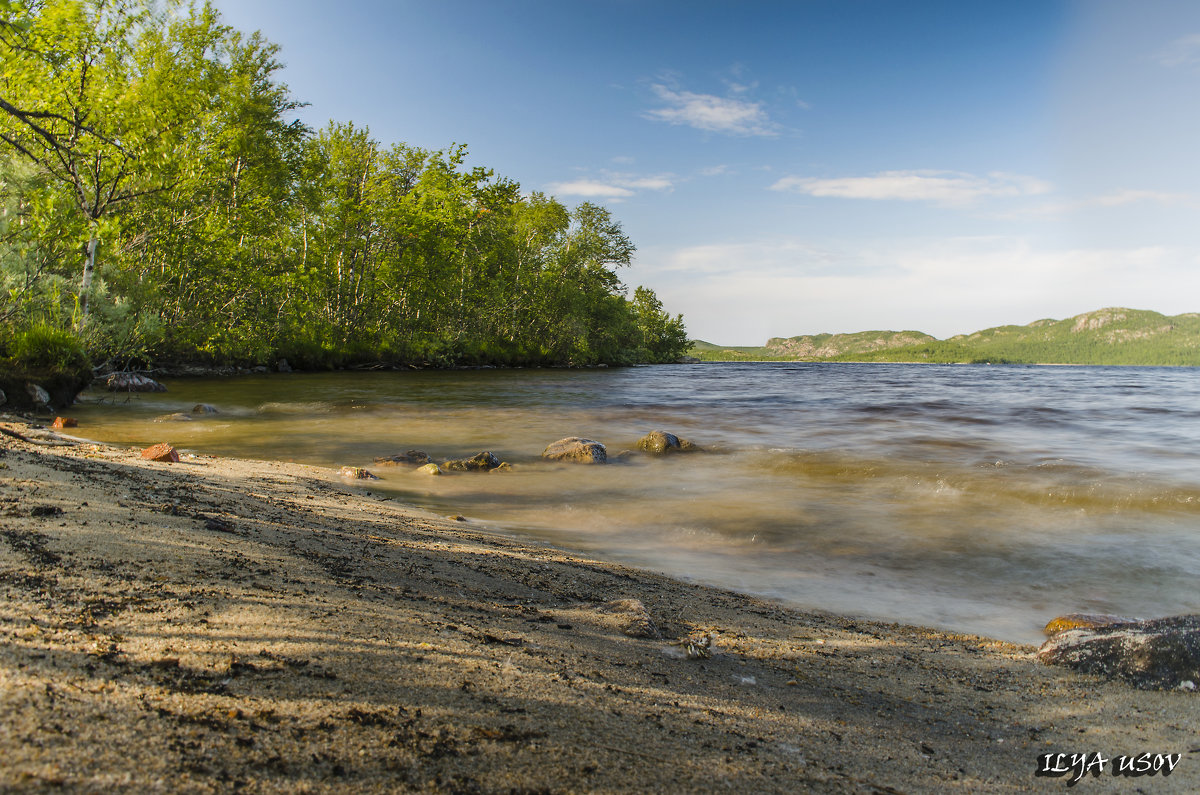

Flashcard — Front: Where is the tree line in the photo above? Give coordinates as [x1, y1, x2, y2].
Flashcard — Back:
[0, 0, 688, 377]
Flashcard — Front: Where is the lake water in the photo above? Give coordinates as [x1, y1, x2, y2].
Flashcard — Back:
[70, 363, 1200, 644]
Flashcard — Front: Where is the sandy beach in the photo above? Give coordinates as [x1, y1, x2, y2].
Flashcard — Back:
[2, 415, 1198, 793]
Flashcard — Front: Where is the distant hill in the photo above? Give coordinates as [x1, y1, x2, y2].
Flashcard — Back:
[688, 308, 1200, 366]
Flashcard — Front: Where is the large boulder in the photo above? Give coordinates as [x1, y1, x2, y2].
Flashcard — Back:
[25, 383, 51, 407]
[542, 437, 607, 464]
[635, 430, 696, 455]
[106, 373, 167, 393]
[1037, 614, 1200, 689]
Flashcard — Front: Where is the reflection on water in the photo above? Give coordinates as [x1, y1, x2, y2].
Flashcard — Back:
[71, 363, 1200, 643]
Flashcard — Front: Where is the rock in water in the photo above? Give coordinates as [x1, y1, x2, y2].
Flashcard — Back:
[192, 403, 219, 414]
[443, 451, 502, 472]
[542, 437, 607, 464]
[414, 463, 443, 476]
[339, 466, 379, 480]
[1037, 614, 1200, 689]
[140, 443, 180, 463]
[154, 413, 193, 423]
[636, 430, 696, 454]
[1043, 613, 1137, 636]
[51, 417, 78, 429]
[374, 450, 431, 466]
[106, 373, 167, 392]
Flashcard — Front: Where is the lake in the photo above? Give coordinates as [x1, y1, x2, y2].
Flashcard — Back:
[69, 362, 1200, 644]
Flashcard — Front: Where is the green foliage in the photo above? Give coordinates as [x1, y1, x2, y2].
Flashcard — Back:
[0, 1, 686, 370]
[2, 321, 90, 372]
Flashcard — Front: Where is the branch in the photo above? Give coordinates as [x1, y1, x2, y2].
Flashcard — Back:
[0, 96, 128, 152]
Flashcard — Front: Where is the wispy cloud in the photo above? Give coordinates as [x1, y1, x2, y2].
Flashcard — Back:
[545, 180, 634, 199]
[1156, 34, 1200, 67]
[993, 188, 1193, 219]
[769, 170, 1051, 206]
[1089, 189, 1190, 207]
[547, 172, 675, 202]
[644, 84, 777, 136]
[644, 236, 1198, 343]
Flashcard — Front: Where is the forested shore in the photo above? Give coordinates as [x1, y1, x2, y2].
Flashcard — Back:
[0, 0, 687, 402]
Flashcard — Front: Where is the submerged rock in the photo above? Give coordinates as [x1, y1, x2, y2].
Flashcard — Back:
[443, 451, 502, 472]
[339, 466, 379, 480]
[140, 443, 179, 463]
[192, 403, 219, 414]
[1037, 614, 1200, 689]
[154, 412, 193, 423]
[414, 463, 443, 476]
[490, 462, 514, 472]
[542, 437, 607, 464]
[106, 373, 167, 393]
[374, 450, 431, 466]
[636, 430, 696, 454]
[1043, 613, 1137, 636]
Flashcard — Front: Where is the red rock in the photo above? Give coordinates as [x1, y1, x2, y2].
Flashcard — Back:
[51, 417, 78, 429]
[141, 443, 179, 463]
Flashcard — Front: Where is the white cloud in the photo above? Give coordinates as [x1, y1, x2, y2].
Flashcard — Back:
[994, 188, 1193, 219]
[1157, 34, 1200, 67]
[635, 236, 1200, 344]
[546, 172, 674, 202]
[545, 180, 634, 199]
[644, 84, 777, 136]
[699, 165, 731, 177]
[618, 175, 674, 191]
[769, 170, 1051, 206]
[1090, 189, 1190, 207]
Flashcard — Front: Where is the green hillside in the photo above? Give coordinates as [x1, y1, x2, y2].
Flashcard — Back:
[688, 308, 1200, 366]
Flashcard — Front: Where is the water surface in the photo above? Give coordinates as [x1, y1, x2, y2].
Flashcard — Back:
[71, 363, 1200, 644]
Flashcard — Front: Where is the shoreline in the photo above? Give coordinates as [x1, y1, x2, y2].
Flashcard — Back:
[2, 418, 1198, 791]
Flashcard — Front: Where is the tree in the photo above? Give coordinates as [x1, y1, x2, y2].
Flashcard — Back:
[0, 0, 214, 326]
[631, 285, 688, 362]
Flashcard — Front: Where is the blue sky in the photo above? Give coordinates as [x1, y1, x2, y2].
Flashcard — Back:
[212, 0, 1200, 344]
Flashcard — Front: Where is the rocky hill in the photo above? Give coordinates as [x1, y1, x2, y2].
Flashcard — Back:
[688, 308, 1200, 365]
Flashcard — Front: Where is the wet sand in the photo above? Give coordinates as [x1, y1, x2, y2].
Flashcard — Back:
[1, 416, 1197, 792]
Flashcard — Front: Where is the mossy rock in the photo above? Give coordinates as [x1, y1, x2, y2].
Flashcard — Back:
[443, 451, 502, 472]
[636, 430, 696, 454]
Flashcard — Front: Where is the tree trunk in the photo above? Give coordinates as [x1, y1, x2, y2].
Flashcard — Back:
[77, 235, 98, 328]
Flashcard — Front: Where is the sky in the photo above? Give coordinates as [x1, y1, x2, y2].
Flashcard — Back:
[211, 0, 1200, 344]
